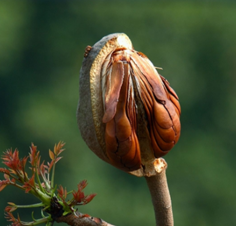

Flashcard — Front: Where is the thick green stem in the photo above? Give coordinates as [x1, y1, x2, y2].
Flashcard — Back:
[29, 188, 51, 206]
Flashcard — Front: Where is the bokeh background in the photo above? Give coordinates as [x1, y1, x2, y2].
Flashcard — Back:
[1, 1, 236, 225]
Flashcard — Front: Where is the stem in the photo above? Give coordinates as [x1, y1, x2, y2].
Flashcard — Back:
[35, 170, 45, 192]
[56, 211, 115, 226]
[28, 216, 50, 225]
[33, 188, 51, 205]
[51, 161, 56, 188]
[9, 173, 24, 184]
[16, 203, 44, 209]
[144, 158, 173, 226]
[12, 183, 25, 191]
[40, 173, 51, 190]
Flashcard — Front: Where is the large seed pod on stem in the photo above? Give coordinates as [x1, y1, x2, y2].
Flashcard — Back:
[77, 33, 181, 177]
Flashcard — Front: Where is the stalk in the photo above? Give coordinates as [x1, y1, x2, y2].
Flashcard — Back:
[144, 158, 173, 226]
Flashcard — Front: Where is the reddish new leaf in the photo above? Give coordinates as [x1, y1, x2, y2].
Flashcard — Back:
[0, 182, 8, 192]
[49, 150, 55, 160]
[57, 185, 67, 201]
[72, 190, 85, 204]
[54, 141, 65, 155]
[84, 193, 96, 204]
[78, 180, 88, 190]
[0, 168, 10, 174]
[2, 149, 20, 172]
[22, 174, 35, 193]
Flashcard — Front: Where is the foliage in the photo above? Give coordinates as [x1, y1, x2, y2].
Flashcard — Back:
[0, 143, 96, 226]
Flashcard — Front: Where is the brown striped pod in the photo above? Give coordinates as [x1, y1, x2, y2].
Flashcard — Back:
[77, 33, 181, 176]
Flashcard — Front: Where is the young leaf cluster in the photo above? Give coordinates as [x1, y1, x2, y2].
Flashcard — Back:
[0, 142, 96, 226]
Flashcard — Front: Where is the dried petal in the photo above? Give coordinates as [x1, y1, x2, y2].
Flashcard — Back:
[102, 61, 124, 123]
[77, 33, 181, 176]
[102, 58, 141, 170]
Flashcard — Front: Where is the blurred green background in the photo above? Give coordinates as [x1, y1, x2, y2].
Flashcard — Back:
[1, 1, 236, 225]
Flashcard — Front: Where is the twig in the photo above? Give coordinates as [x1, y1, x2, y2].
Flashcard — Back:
[56, 211, 115, 226]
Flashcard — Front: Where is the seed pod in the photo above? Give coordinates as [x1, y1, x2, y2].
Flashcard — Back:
[77, 33, 181, 177]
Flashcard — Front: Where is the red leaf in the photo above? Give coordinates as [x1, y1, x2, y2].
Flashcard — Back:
[4, 174, 10, 180]
[2, 149, 20, 171]
[47, 160, 54, 172]
[49, 150, 54, 160]
[0, 168, 10, 174]
[78, 180, 88, 190]
[0, 182, 7, 192]
[22, 174, 35, 193]
[55, 157, 62, 164]
[73, 190, 83, 203]
[57, 185, 67, 200]
[54, 141, 65, 155]
[29, 143, 40, 166]
[84, 193, 96, 204]
[11, 178, 16, 183]
[21, 156, 28, 169]
[5, 205, 17, 213]
[39, 160, 46, 176]
[4, 211, 21, 225]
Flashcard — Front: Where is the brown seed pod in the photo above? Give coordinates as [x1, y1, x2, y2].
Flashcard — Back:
[77, 33, 181, 177]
